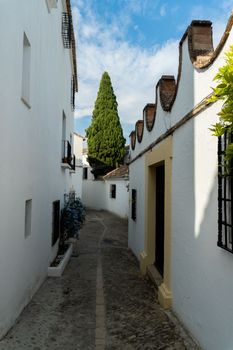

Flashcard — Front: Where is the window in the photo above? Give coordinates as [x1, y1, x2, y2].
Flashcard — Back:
[71, 75, 75, 111]
[52, 200, 60, 246]
[62, 140, 72, 165]
[69, 133, 73, 159]
[83, 167, 88, 180]
[62, 12, 71, 48]
[21, 33, 31, 107]
[62, 112, 66, 141]
[25, 199, 32, 238]
[218, 132, 233, 253]
[61, 113, 72, 166]
[110, 184, 116, 199]
[131, 189, 137, 221]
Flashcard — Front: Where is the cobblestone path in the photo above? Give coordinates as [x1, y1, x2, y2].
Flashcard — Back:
[0, 210, 200, 350]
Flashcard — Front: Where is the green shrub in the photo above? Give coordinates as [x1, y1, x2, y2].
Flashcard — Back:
[61, 196, 85, 243]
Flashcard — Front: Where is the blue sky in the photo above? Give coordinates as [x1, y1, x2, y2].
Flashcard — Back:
[71, 0, 233, 141]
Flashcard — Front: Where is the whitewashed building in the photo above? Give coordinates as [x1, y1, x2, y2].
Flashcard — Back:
[128, 14, 233, 350]
[0, 0, 77, 338]
[71, 133, 85, 199]
[82, 165, 129, 218]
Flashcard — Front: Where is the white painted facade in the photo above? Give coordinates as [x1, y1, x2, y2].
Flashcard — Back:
[71, 133, 85, 199]
[82, 179, 106, 210]
[128, 16, 233, 350]
[0, 0, 76, 338]
[128, 158, 145, 257]
[83, 178, 129, 218]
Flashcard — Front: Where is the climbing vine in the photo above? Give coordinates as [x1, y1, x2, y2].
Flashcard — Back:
[209, 45, 233, 162]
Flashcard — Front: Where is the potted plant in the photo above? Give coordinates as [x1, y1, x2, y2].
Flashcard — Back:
[48, 192, 85, 277]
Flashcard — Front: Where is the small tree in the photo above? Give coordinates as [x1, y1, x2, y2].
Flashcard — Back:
[210, 45, 233, 163]
[86, 72, 126, 177]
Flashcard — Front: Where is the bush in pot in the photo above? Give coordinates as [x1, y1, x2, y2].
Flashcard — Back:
[60, 195, 86, 249]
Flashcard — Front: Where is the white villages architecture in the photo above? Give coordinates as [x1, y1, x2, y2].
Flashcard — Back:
[82, 165, 129, 218]
[128, 14, 233, 350]
[0, 0, 77, 338]
[81, 140, 130, 218]
[71, 133, 85, 199]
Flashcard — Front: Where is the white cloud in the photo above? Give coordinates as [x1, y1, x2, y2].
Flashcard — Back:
[160, 5, 167, 17]
[72, 1, 232, 130]
[72, 2, 178, 127]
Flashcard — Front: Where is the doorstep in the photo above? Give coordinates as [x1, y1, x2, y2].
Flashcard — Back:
[147, 264, 163, 290]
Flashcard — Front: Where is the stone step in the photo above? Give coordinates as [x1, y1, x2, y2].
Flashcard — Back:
[147, 264, 163, 290]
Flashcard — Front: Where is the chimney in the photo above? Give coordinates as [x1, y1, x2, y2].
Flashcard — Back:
[136, 120, 144, 143]
[159, 75, 176, 111]
[189, 20, 214, 60]
[143, 104, 156, 131]
[129, 131, 136, 150]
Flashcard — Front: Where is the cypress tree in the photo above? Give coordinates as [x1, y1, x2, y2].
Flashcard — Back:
[86, 72, 126, 177]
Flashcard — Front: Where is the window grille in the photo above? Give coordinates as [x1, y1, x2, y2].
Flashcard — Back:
[218, 132, 233, 253]
[52, 200, 60, 246]
[62, 12, 71, 49]
[110, 184, 116, 198]
[131, 189, 137, 221]
[62, 140, 72, 166]
[71, 75, 75, 111]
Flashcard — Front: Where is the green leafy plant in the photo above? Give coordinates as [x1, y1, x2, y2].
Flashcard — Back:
[86, 71, 126, 177]
[209, 45, 233, 162]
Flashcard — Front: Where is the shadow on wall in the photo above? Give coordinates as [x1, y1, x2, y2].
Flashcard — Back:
[173, 150, 233, 350]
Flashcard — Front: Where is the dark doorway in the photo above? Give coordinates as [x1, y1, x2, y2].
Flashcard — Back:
[155, 164, 165, 277]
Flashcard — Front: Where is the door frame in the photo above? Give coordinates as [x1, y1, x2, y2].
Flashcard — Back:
[140, 136, 172, 309]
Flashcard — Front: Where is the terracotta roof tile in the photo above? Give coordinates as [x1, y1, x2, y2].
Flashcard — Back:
[103, 165, 129, 180]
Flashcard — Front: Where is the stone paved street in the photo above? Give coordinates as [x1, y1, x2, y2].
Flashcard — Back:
[0, 210, 200, 350]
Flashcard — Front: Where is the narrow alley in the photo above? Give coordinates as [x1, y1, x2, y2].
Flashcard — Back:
[0, 211, 199, 350]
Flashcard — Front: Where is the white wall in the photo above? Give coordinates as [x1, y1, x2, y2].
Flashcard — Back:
[71, 167, 83, 199]
[128, 157, 145, 258]
[73, 133, 83, 160]
[0, 0, 75, 338]
[82, 178, 129, 218]
[71, 133, 84, 199]
[128, 15, 233, 350]
[172, 103, 233, 350]
[82, 179, 106, 210]
[105, 180, 129, 218]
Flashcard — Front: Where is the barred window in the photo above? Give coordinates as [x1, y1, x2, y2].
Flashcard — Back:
[218, 132, 233, 253]
[71, 75, 75, 111]
[131, 189, 137, 221]
[110, 184, 116, 199]
[62, 12, 71, 49]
